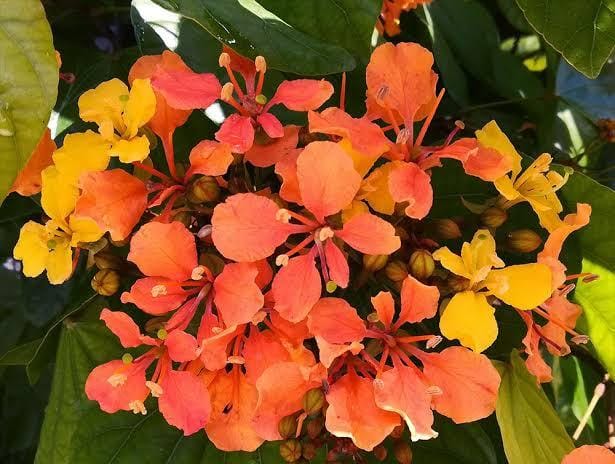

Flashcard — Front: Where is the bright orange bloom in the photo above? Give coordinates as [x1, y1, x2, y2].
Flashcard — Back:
[244, 125, 300, 168]
[562, 445, 615, 464]
[10, 128, 55, 196]
[378, 0, 432, 37]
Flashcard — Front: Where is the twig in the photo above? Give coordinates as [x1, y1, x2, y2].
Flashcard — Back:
[573, 374, 610, 441]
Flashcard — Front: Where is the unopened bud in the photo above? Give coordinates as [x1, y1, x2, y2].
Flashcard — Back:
[172, 211, 192, 227]
[91, 269, 120, 296]
[393, 441, 413, 464]
[325, 281, 337, 293]
[280, 439, 302, 463]
[187, 176, 220, 204]
[373, 444, 388, 461]
[363, 254, 388, 272]
[199, 253, 225, 276]
[278, 415, 297, 439]
[448, 275, 470, 292]
[432, 219, 462, 240]
[302, 442, 317, 460]
[409, 250, 435, 280]
[480, 207, 508, 228]
[93, 250, 122, 270]
[385, 260, 408, 282]
[506, 229, 543, 253]
[302, 388, 325, 416]
[306, 416, 324, 439]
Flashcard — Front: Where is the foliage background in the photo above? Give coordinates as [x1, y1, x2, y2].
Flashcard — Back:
[0, 0, 613, 462]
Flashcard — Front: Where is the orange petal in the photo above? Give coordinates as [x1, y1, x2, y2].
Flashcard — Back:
[366, 42, 437, 125]
[519, 311, 553, 383]
[245, 125, 300, 168]
[214, 262, 264, 327]
[326, 370, 401, 451]
[242, 329, 292, 383]
[398, 275, 440, 325]
[187, 140, 233, 177]
[253, 362, 326, 440]
[151, 68, 221, 110]
[159, 369, 211, 435]
[121, 277, 191, 315]
[215, 114, 255, 153]
[205, 369, 264, 452]
[269, 79, 334, 111]
[371, 291, 395, 330]
[562, 445, 615, 464]
[541, 294, 582, 357]
[10, 128, 55, 196]
[100, 309, 157, 347]
[374, 366, 437, 442]
[269, 310, 312, 346]
[308, 108, 390, 159]
[272, 254, 321, 322]
[223, 45, 257, 90]
[275, 148, 303, 204]
[253, 258, 273, 289]
[256, 112, 284, 138]
[165, 330, 199, 362]
[211, 193, 296, 262]
[388, 161, 433, 219]
[420, 346, 500, 423]
[336, 213, 400, 255]
[74, 169, 148, 241]
[198, 318, 241, 371]
[308, 298, 366, 344]
[324, 240, 349, 288]
[315, 337, 364, 368]
[85, 360, 149, 413]
[297, 141, 361, 222]
[128, 221, 198, 281]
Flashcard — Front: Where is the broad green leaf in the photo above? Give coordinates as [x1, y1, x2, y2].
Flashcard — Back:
[559, 171, 615, 378]
[496, 0, 532, 33]
[515, 0, 615, 78]
[150, 0, 356, 75]
[496, 351, 574, 464]
[0, 0, 58, 203]
[257, 0, 381, 60]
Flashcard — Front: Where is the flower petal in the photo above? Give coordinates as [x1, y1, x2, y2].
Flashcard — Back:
[214, 262, 264, 327]
[11, 128, 55, 196]
[275, 148, 302, 204]
[245, 125, 300, 168]
[307, 298, 366, 344]
[485, 263, 552, 310]
[187, 140, 234, 177]
[51, 131, 110, 185]
[121, 277, 191, 315]
[124, 78, 156, 138]
[13, 221, 49, 278]
[268, 79, 333, 111]
[41, 166, 79, 222]
[324, 240, 349, 288]
[100, 308, 157, 347]
[165, 330, 199, 362]
[561, 445, 615, 464]
[256, 112, 284, 138]
[336, 213, 400, 255]
[475, 120, 522, 178]
[159, 370, 211, 435]
[272, 254, 321, 323]
[85, 360, 149, 413]
[398, 275, 440, 325]
[151, 69, 221, 110]
[371, 291, 395, 330]
[215, 114, 255, 153]
[388, 161, 433, 219]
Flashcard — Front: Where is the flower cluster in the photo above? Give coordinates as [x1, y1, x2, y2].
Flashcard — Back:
[13, 41, 593, 460]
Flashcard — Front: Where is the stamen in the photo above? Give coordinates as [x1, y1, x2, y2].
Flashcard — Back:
[151, 284, 167, 297]
[316, 227, 335, 242]
[340, 72, 346, 111]
[255, 56, 267, 95]
[129, 400, 147, 415]
[276, 254, 290, 267]
[191, 265, 206, 281]
[122, 353, 133, 364]
[220, 83, 248, 115]
[276, 208, 291, 223]
[325, 281, 338, 293]
[533, 306, 584, 339]
[571, 335, 590, 345]
[396, 127, 411, 145]
[227, 355, 245, 365]
[426, 335, 443, 349]
[282, 235, 316, 260]
[219, 53, 245, 99]
[146, 381, 164, 397]
[427, 385, 443, 396]
[197, 225, 212, 240]
[157, 328, 168, 340]
[414, 88, 446, 148]
[107, 373, 127, 387]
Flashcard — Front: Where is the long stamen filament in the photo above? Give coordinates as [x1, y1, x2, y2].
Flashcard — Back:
[414, 88, 446, 148]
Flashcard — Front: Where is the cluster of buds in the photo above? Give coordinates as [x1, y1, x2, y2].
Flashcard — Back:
[11, 39, 594, 459]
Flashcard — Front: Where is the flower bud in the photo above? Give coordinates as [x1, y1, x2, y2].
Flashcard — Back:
[393, 441, 413, 464]
[480, 207, 508, 228]
[280, 439, 302, 463]
[363, 254, 388, 273]
[302, 442, 317, 460]
[91, 269, 120, 296]
[373, 444, 388, 461]
[507, 229, 543, 253]
[306, 416, 324, 439]
[385, 260, 408, 282]
[302, 388, 325, 416]
[278, 415, 297, 439]
[187, 176, 220, 204]
[171, 211, 193, 227]
[448, 275, 470, 292]
[432, 219, 462, 240]
[409, 250, 434, 280]
[93, 250, 122, 270]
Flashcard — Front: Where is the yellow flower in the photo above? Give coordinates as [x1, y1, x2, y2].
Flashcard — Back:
[477, 122, 569, 232]
[78, 78, 156, 163]
[433, 230, 552, 352]
[52, 131, 111, 185]
[13, 166, 103, 285]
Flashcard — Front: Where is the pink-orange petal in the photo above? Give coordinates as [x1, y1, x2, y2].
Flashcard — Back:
[151, 68, 221, 110]
[100, 309, 157, 347]
[562, 445, 615, 464]
[214, 262, 264, 327]
[336, 213, 400, 255]
[186, 140, 233, 178]
[121, 277, 191, 315]
[242, 329, 292, 384]
[159, 369, 211, 435]
[245, 125, 300, 168]
[256, 112, 284, 138]
[272, 254, 321, 323]
[371, 291, 395, 330]
[275, 148, 302, 204]
[307, 297, 366, 344]
[398, 275, 440, 325]
[268, 79, 334, 111]
[165, 330, 199, 362]
[10, 128, 55, 196]
[215, 114, 255, 153]
[324, 240, 349, 288]
[85, 360, 149, 413]
[388, 161, 433, 219]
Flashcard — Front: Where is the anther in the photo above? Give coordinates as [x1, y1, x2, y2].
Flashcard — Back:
[427, 385, 443, 396]
[218, 52, 231, 67]
[191, 265, 206, 281]
[373, 378, 385, 389]
[129, 400, 147, 415]
[122, 353, 133, 364]
[582, 274, 599, 283]
[146, 381, 164, 397]
[221, 82, 234, 101]
[255, 94, 268, 105]
[454, 120, 465, 130]
[276, 254, 289, 267]
[157, 328, 168, 340]
[197, 225, 213, 240]
[426, 335, 443, 349]
[227, 355, 245, 365]
[396, 128, 411, 145]
[107, 373, 127, 387]
[376, 85, 389, 103]
[151, 284, 167, 297]
[571, 335, 589, 345]
[317, 227, 334, 242]
[276, 209, 291, 223]
[367, 312, 380, 323]
[325, 281, 337, 293]
[255, 56, 267, 73]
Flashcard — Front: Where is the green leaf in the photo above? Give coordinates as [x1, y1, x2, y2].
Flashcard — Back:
[496, 0, 532, 32]
[559, 171, 615, 378]
[149, 0, 356, 75]
[257, 0, 381, 60]
[515, 0, 615, 78]
[0, 0, 58, 203]
[496, 350, 574, 464]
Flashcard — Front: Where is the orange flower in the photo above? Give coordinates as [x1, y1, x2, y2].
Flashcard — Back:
[10, 128, 55, 196]
[562, 445, 615, 464]
[378, 0, 433, 37]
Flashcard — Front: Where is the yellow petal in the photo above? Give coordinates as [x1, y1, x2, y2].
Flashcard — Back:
[341, 200, 369, 223]
[41, 166, 79, 222]
[493, 176, 519, 201]
[123, 78, 156, 138]
[13, 221, 50, 278]
[69, 215, 104, 246]
[52, 131, 111, 184]
[440, 291, 498, 353]
[109, 136, 150, 163]
[432, 247, 470, 279]
[461, 230, 505, 284]
[46, 241, 73, 285]
[476, 121, 521, 178]
[338, 138, 378, 177]
[485, 263, 552, 310]
[362, 163, 395, 215]
[535, 208, 564, 233]
[78, 78, 129, 134]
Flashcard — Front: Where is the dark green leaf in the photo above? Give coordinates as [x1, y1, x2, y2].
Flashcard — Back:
[515, 0, 615, 78]
[496, 0, 532, 32]
[496, 351, 574, 464]
[149, 0, 356, 75]
[0, 0, 59, 203]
